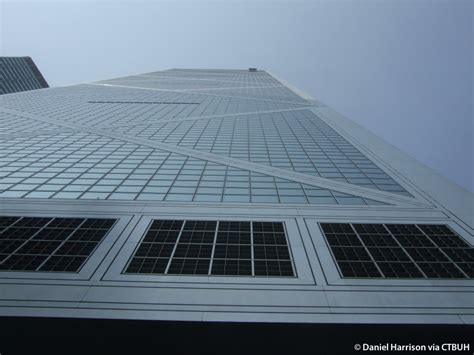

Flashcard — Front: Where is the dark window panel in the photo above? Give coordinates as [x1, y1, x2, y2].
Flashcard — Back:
[134, 243, 175, 258]
[0, 254, 48, 271]
[142, 230, 181, 244]
[1, 227, 40, 240]
[0, 216, 116, 273]
[417, 263, 466, 279]
[331, 246, 372, 262]
[391, 234, 436, 248]
[457, 263, 474, 278]
[47, 218, 84, 229]
[39, 255, 88, 272]
[418, 225, 456, 236]
[252, 221, 284, 233]
[174, 243, 213, 259]
[385, 224, 422, 235]
[425, 235, 470, 249]
[367, 247, 410, 262]
[211, 259, 252, 276]
[13, 217, 52, 228]
[81, 218, 116, 229]
[216, 231, 251, 244]
[125, 219, 294, 277]
[214, 244, 251, 259]
[54, 241, 99, 256]
[442, 248, 474, 263]
[32, 228, 76, 241]
[404, 248, 449, 262]
[253, 232, 287, 245]
[0, 217, 21, 231]
[0, 240, 24, 254]
[320, 223, 354, 234]
[377, 262, 424, 278]
[319, 222, 473, 279]
[68, 229, 110, 242]
[149, 220, 183, 231]
[126, 257, 169, 274]
[178, 230, 215, 244]
[167, 258, 210, 275]
[16, 240, 62, 255]
[352, 224, 389, 235]
[183, 220, 217, 231]
[254, 259, 293, 276]
[325, 233, 363, 247]
[359, 234, 398, 247]
[218, 221, 250, 232]
[336, 261, 382, 278]
[253, 245, 290, 260]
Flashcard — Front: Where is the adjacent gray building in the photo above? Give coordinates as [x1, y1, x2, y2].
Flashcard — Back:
[0, 57, 49, 95]
[0, 68, 472, 325]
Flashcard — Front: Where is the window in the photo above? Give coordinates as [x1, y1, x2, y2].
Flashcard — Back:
[125, 220, 295, 277]
[320, 223, 473, 279]
[0, 216, 116, 272]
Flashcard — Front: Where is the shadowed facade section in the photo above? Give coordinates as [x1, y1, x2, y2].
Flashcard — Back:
[0, 56, 49, 95]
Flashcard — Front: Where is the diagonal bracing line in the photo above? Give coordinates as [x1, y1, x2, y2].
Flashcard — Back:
[94, 107, 313, 128]
[87, 83, 312, 106]
[136, 73, 280, 86]
[0, 106, 429, 208]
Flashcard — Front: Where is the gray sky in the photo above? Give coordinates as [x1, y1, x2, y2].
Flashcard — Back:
[1, 0, 472, 192]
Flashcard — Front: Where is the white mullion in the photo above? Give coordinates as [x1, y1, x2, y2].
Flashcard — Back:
[207, 221, 219, 275]
[250, 221, 255, 276]
[414, 224, 469, 279]
[164, 221, 186, 274]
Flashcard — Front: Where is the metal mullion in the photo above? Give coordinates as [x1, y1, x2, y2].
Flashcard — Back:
[0, 216, 23, 235]
[0, 217, 55, 265]
[7, 134, 84, 191]
[162, 156, 190, 201]
[318, 224, 348, 279]
[80, 141, 146, 199]
[111, 147, 158, 199]
[380, 224, 428, 278]
[35, 218, 88, 271]
[281, 222, 296, 277]
[186, 115, 214, 151]
[52, 136, 118, 198]
[207, 221, 219, 275]
[348, 224, 385, 278]
[414, 224, 469, 279]
[250, 221, 255, 276]
[164, 221, 186, 274]
[191, 159, 209, 202]
[206, 111, 225, 155]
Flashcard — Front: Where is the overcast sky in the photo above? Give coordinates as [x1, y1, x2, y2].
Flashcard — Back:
[1, 0, 472, 192]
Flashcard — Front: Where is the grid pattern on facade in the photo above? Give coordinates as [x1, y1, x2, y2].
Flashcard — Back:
[320, 223, 473, 279]
[109, 109, 407, 195]
[0, 57, 48, 95]
[0, 132, 384, 205]
[0, 216, 116, 272]
[97, 78, 308, 103]
[125, 220, 295, 277]
[0, 68, 409, 205]
[141, 69, 283, 86]
[0, 84, 306, 127]
[0, 111, 66, 136]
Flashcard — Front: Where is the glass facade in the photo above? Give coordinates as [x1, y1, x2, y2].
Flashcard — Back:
[0, 68, 408, 205]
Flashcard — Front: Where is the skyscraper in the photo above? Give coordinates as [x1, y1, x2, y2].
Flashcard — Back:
[0, 57, 49, 95]
[0, 68, 472, 327]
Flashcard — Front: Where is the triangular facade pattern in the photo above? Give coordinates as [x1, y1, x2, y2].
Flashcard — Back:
[0, 68, 414, 205]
